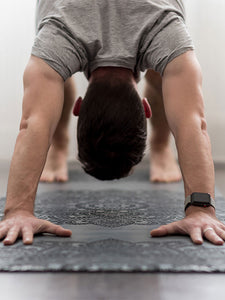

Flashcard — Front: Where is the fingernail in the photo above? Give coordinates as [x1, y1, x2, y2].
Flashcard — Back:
[24, 238, 31, 243]
[4, 239, 11, 245]
[196, 240, 203, 244]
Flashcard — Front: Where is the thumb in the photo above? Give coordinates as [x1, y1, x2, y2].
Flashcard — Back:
[151, 225, 168, 237]
[42, 221, 72, 237]
[150, 222, 180, 237]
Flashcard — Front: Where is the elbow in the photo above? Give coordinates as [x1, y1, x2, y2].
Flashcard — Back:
[18, 116, 52, 146]
[19, 118, 29, 131]
[171, 115, 208, 140]
[17, 119, 30, 142]
[200, 117, 207, 131]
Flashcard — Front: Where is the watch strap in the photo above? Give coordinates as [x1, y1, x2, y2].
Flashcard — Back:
[184, 193, 215, 211]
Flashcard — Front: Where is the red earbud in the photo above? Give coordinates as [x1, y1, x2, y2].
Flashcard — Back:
[73, 96, 83, 116]
[142, 98, 152, 118]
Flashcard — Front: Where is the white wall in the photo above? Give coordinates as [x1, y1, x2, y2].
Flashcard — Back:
[0, 0, 224, 162]
[184, 0, 225, 162]
[0, 1, 36, 160]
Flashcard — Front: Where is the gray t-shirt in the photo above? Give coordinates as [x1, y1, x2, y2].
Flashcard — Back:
[32, 0, 194, 82]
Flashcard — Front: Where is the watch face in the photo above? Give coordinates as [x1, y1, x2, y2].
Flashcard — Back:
[191, 192, 211, 206]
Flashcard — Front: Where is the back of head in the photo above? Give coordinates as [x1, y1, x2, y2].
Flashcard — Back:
[77, 76, 147, 180]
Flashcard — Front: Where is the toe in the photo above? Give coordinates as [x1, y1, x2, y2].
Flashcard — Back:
[40, 171, 55, 183]
[55, 170, 69, 182]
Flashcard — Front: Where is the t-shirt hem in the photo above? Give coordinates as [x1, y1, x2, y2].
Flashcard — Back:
[83, 58, 141, 82]
[89, 59, 135, 75]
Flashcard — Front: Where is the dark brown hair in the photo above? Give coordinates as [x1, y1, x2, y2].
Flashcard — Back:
[77, 76, 147, 180]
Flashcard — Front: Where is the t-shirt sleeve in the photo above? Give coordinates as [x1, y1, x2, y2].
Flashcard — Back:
[31, 20, 87, 81]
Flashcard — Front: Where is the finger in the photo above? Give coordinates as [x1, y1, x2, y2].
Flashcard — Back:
[22, 226, 34, 245]
[203, 228, 224, 245]
[219, 223, 225, 232]
[151, 221, 181, 237]
[0, 223, 7, 229]
[3, 226, 21, 245]
[214, 227, 225, 241]
[40, 221, 72, 237]
[189, 227, 203, 245]
[0, 226, 9, 241]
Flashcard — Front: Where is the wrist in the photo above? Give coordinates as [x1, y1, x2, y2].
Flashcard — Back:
[4, 207, 34, 219]
[185, 205, 216, 217]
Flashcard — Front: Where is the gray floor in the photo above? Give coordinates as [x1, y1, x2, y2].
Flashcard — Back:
[0, 159, 225, 300]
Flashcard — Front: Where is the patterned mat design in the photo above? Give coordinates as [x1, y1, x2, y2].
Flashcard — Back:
[0, 166, 225, 272]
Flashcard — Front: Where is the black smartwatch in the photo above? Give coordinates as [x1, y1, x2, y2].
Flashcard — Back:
[184, 192, 215, 212]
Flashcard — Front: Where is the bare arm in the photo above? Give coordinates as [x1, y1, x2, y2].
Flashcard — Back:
[151, 51, 225, 245]
[162, 51, 215, 200]
[1, 56, 72, 245]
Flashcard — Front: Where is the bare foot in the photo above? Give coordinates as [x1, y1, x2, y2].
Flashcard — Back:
[40, 145, 69, 183]
[150, 144, 182, 183]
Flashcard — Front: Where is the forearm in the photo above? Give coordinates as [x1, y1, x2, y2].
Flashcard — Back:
[174, 118, 215, 200]
[151, 120, 222, 245]
[4, 122, 51, 215]
[4, 55, 65, 216]
[162, 52, 215, 207]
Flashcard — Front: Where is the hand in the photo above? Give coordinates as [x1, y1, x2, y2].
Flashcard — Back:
[150, 206, 225, 245]
[0, 210, 72, 246]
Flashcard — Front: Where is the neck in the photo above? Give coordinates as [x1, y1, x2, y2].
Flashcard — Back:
[89, 67, 137, 88]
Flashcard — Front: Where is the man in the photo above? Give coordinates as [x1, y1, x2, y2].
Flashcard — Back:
[1, 0, 225, 246]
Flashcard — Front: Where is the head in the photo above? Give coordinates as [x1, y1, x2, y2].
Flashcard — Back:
[74, 67, 152, 180]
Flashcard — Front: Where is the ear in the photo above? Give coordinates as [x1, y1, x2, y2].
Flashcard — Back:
[73, 96, 83, 116]
[142, 98, 152, 118]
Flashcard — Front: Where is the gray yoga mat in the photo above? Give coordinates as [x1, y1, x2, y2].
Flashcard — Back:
[0, 164, 225, 272]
